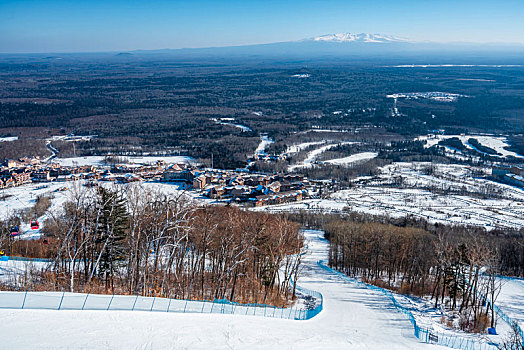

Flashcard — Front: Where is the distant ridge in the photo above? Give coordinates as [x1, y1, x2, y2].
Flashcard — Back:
[127, 31, 524, 60]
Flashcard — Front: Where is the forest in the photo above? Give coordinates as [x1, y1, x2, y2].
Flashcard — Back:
[289, 211, 524, 333]
[1, 56, 524, 167]
[0, 184, 304, 307]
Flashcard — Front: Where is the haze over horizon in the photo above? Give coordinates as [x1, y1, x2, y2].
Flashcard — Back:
[1, 0, 524, 53]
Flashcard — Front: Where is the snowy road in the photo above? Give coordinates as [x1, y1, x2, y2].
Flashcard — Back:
[0, 230, 440, 349]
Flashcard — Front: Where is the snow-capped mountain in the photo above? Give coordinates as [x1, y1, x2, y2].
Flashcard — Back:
[309, 33, 409, 43]
[130, 32, 524, 60]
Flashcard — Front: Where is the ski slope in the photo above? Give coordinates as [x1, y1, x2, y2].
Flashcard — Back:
[496, 277, 524, 328]
[0, 230, 440, 349]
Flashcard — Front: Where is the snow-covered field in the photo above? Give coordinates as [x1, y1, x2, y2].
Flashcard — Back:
[254, 134, 274, 155]
[55, 155, 195, 167]
[496, 277, 524, 329]
[418, 134, 523, 159]
[284, 141, 325, 155]
[47, 135, 97, 142]
[0, 182, 70, 221]
[0, 181, 204, 240]
[257, 162, 524, 230]
[288, 142, 356, 170]
[0, 136, 18, 142]
[0, 230, 442, 349]
[211, 118, 252, 132]
[323, 152, 378, 166]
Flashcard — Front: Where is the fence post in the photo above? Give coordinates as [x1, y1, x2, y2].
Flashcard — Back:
[82, 294, 89, 310]
[107, 294, 115, 311]
[167, 297, 172, 313]
[210, 298, 215, 313]
[58, 291, 65, 310]
[183, 297, 188, 313]
[132, 294, 139, 311]
[201, 298, 206, 313]
[150, 297, 156, 312]
[21, 290, 28, 309]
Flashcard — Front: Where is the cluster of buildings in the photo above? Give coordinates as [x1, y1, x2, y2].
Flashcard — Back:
[163, 167, 308, 206]
[1, 157, 309, 207]
[1, 157, 104, 188]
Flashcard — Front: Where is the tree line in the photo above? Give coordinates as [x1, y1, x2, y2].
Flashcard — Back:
[284, 210, 523, 334]
[1, 184, 304, 307]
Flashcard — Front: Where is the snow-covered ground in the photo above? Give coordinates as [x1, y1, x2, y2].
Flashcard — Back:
[254, 134, 274, 155]
[257, 162, 524, 230]
[47, 135, 97, 142]
[0, 182, 69, 221]
[418, 134, 523, 159]
[0, 181, 204, 239]
[0, 136, 18, 142]
[288, 142, 356, 170]
[211, 118, 252, 132]
[55, 155, 195, 167]
[0, 230, 441, 349]
[495, 277, 524, 329]
[284, 141, 325, 155]
[323, 152, 378, 166]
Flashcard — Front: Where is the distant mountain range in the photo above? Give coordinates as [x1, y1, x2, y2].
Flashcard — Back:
[5, 32, 523, 63]
[125, 32, 524, 62]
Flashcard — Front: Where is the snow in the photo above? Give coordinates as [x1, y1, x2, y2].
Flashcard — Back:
[495, 277, 524, 329]
[254, 134, 274, 155]
[284, 141, 325, 155]
[312, 33, 409, 43]
[288, 142, 356, 170]
[0, 260, 51, 284]
[0, 230, 440, 349]
[323, 152, 378, 166]
[0, 182, 70, 221]
[46, 135, 97, 142]
[0, 136, 18, 142]
[55, 155, 195, 167]
[211, 118, 252, 132]
[417, 134, 523, 159]
[257, 162, 524, 230]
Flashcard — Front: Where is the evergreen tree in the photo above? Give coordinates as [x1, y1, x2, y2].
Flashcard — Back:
[96, 187, 128, 289]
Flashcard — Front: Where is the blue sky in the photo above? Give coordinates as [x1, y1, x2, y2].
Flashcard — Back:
[1, 0, 523, 53]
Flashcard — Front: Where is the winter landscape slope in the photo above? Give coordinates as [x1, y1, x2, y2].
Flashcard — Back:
[0, 231, 443, 350]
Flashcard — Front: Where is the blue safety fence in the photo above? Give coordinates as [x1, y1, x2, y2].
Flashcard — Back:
[2, 256, 53, 263]
[0, 253, 323, 320]
[0, 280, 322, 321]
[469, 274, 524, 346]
[291, 276, 323, 319]
[493, 303, 524, 344]
[317, 260, 499, 350]
[0, 290, 321, 320]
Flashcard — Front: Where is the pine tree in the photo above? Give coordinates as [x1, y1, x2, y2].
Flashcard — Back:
[96, 187, 128, 290]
